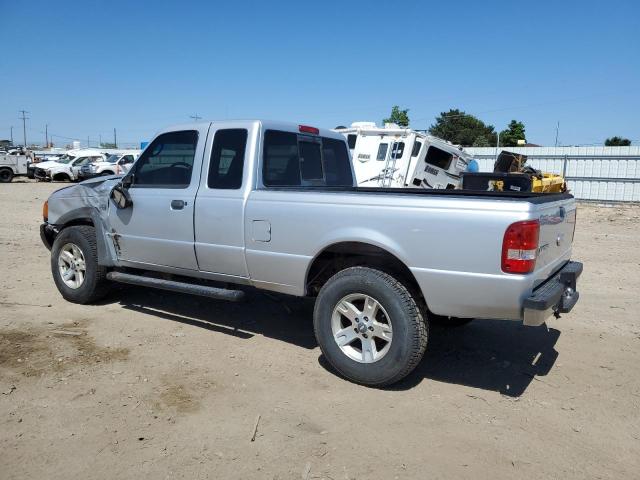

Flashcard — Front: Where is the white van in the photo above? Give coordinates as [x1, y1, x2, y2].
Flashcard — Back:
[335, 122, 471, 189]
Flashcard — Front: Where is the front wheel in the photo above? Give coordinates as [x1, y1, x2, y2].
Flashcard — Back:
[0, 168, 14, 183]
[51, 225, 111, 304]
[314, 267, 428, 387]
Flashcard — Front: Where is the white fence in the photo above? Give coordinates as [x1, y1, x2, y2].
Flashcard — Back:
[464, 146, 640, 202]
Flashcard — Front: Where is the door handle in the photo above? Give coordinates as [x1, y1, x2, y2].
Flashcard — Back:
[170, 199, 185, 210]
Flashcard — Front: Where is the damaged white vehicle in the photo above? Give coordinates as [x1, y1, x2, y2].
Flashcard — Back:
[39, 120, 582, 387]
[335, 122, 471, 189]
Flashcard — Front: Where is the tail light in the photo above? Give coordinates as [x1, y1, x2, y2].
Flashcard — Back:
[501, 220, 539, 274]
[43, 200, 48, 222]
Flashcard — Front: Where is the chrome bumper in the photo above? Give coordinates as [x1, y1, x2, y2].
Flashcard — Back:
[523, 261, 583, 326]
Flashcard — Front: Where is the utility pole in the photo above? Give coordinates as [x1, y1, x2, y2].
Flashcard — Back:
[10, 126, 13, 146]
[495, 131, 501, 161]
[19, 110, 29, 147]
[87, 136, 90, 148]
[554, 121, 560, 147]
[189, 114, 202, 122]
[45, 124, 49, 148]
[113, 128, 117, 148]
[99, 134, 102, 147]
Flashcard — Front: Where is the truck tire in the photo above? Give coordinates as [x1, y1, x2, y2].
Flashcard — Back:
[52, 173, 70, 182]
[0, 168, 14, 183]
[314, 267, 428, 387]
[430, 315, 474, 328]
[51, 225, 111, 304]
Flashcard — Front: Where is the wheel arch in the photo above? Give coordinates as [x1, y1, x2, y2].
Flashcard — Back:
[305, 241, 426, 310]
[52, 172, 71, 181]
[52, 207, 117, 267]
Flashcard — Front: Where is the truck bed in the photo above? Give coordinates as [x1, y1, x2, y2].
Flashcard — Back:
[263, 185, 574, 203]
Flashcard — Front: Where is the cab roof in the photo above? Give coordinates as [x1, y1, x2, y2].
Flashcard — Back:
[157, 120, 345, 142]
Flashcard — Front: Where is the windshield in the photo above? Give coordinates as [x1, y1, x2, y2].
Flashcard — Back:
[56, 155, 76, 164]
[106, 154, 119, 163]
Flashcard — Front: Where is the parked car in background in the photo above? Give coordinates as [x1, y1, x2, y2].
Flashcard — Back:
[35, 150, 107, 181]
[30, 150, 81, 179]
[40, 119, 582, 386]
[78, 152, 140, 180]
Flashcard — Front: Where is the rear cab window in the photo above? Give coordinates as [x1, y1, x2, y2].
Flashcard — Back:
[262, 129, 353, 187]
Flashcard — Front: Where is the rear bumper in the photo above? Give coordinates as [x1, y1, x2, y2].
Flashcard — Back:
[523, 261, 583, 326]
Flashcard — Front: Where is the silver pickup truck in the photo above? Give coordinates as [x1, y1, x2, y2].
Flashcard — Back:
[40, 120, 582, 386]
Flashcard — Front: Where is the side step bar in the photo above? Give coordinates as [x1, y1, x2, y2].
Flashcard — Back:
[106, 271, 245, 302]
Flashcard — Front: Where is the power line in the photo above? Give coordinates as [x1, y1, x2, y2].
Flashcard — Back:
[19, 110, 29, 147]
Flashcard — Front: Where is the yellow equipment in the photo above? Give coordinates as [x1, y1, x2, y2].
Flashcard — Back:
[495, 151, 567, 193]
[461, 151, 568, 193]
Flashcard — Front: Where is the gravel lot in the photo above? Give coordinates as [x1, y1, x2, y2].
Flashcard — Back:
[1, 180, 639, 479]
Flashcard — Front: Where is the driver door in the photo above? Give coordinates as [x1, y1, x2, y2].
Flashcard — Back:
[107, 125, 209, 270]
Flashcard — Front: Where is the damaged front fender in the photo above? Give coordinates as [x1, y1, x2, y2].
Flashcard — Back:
[44, 177, 122, 266]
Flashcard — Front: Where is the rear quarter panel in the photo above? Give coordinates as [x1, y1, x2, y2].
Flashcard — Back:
[244, 190, 547, 319]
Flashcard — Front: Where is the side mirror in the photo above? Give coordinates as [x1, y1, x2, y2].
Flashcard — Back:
[121, 173, 134, 188]
[110, 183, 133, 209]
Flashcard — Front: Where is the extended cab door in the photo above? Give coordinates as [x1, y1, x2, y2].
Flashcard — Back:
[194, 123, 257, 278]
[107, 126, 209, 270]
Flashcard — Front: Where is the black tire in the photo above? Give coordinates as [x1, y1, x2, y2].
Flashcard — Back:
[52, 173, 70, 182]
[51, 225, 111, 304]
[100, 171, 114, 176]
[430, 315, 474, 328]
[313, 267, 428, 387]
[0, 168, 14, 183]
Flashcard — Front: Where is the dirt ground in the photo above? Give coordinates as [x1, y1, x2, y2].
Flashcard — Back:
[1, 180, 639, 480]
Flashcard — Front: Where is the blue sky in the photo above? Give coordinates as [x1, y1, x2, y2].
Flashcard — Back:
[2, 0, 638, 147]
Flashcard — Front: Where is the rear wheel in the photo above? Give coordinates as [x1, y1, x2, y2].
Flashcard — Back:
[314, 267, 428, 387]
[0, 168, 14, 183]
[51, 226, 111, 303]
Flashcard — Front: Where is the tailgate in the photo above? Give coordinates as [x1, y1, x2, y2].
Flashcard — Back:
[532, 199, 577, 285]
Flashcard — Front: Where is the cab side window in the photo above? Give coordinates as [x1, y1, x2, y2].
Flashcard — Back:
[208, 129, 247, 189]
[132, 130, 198, 188]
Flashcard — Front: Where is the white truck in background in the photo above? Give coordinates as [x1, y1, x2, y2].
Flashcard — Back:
[78, 151, 140, 180]
[37, 150, 108, 182]
[0, 151, 32, 182]
[335, 122, 471, 189]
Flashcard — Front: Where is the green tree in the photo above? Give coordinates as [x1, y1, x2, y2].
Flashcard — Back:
[429, 109, 497, 146]
[100, 142, 117, 148]
[604, 136, 631, 146]
[383, 106, 410, 127]
[499, 120, 527, 147]
[472, 135, 490, 147]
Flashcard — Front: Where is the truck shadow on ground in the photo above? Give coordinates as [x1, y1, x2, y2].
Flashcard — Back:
[114, 286, 559, 397]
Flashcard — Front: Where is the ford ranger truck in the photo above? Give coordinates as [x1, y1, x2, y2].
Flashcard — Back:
[40, 120, 582, 387]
